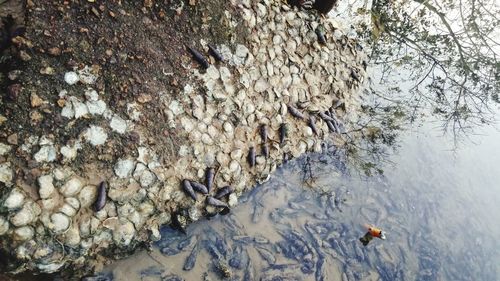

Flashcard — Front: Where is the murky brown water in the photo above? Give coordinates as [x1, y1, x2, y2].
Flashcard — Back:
[89, 121, 500, 281]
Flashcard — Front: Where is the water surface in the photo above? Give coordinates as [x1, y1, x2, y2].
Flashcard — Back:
[99, 120, 500, 281]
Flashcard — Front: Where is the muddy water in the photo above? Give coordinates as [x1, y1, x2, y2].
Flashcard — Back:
[95, 121, 500, 281]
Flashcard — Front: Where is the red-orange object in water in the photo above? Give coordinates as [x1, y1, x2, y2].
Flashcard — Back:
[360, 224, 386, 246]
[367, 225, 386, 239]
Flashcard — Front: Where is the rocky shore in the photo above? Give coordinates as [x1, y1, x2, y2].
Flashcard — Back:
[0, 0, 366, 277]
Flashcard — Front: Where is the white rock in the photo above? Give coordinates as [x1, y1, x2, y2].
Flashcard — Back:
[84, 125, 108, 146]
[77, 66, 97, 84]
[13, 226, 34, 241]
[38, 175, 55, 199]
[84, 89, 99, 101]
[4, 189, 24, 210]
[37, 262, 65, 274]
[254, 78, 270, 93]
[0, 216, 9, 235]
[11, 204, 36, 226]
[114, 159, 135, 178]
[86, 100, 107, 115]
[65, 197, 80, 210]
[61, 102, 74, 118]
[113, 219, 135, 246]
[201, 133, 213, 145]
[0, 143, 11, 156]
[140, 170, 156, 188]
[126, 103, 142, 121]
[59, 203, 77, 217]
[235, 44, 249, 58]
[110, 115, 127, 134]
[188, 206, 201, 221]
[0, 162, 13, 185]
[228, 193, 238, 207]
[73, 99, 89, 119]
[64, 225, 81, 247]
[64, 72, 79, 85]
[60, 142, 81, 162]
[219, 67, 232, 83]
[60, 177, 83, 197]
[169, 100, 184, 116]
[223, 122, 234, 134]
[34, 145, 57, 163]
[78, 185, 97, 208]
[51, 213, 70, 233]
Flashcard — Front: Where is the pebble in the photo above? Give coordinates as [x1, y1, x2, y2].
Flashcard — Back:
[0, 162, 13, 185]
[59, 178, 83, 197]
[0, 143, 11, 156]
[4, 189, 25, 210]
[110, 115, 128, 134]
[0, 216, 9, 235]
[79, 185, 97, 208]
[64, 72, 79, 85]
[114, 159, 135, 178]
[50, 213, 71, 233]
[84, 125, 108, 146]
[38, 175, 55, 199]
[34, 145, 57, 163]
[112, 219, 135, 246]
[13, 226, 34, 241]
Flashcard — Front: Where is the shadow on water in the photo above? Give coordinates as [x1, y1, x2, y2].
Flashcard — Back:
[91, 123, 500, 281]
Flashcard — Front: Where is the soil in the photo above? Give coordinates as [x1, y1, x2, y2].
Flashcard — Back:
[0, 0, 249, 279]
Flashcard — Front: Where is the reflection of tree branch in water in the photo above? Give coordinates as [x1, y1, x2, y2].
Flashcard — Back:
[301, 155, 317, 187]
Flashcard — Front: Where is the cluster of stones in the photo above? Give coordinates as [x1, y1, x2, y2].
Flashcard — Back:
[0, 0, 367, 275]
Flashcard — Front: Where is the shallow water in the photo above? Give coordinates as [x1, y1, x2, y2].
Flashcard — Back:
[95, 121, 500, 281]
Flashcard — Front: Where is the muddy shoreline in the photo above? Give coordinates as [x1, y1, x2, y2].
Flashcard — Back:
[0, 0, 366, 278]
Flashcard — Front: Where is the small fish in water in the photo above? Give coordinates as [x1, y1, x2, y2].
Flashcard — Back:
[187, 46, 209, 69]
[190, 181, 209, 194]
[261, 143, 270, 159]
[279, 123, 288, 145]
[208, 44, 224, 62]
[215, 186, 233, 199]
[247, 147, 256, 167]
[182, 179, 197, 200]
[207, 196, 229, 208]
[183, 243, 199, 271]
[205, 167, 215, 193]
[315, 25, 327, 45]
[256, 246, 276, 265]
[287, 104, 305, 119]
[94, 181, 107, 212]
[360, 224, 386, 246]
[308, 116, 318, 135]
[260, 124, 268, 142]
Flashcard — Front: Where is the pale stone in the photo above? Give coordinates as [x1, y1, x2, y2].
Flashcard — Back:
[86, 100, 106, 115]
[51, 213, 70, 233]
[64, 225, 81, 247]
[38, 174, 55, 199]
[34, 145, 57, 162]
[140, 170, 156, 188]
[4, 189, 24, 210]
[228, 193, 238, 207]
[0, 143, 11, 156]
[114, 159, 135, 178]
[64, 72, 79, 85]
[0, 216, 9, 235]
[77, 66, 97, 84]
[0, 162, 13, 184]
[60, 177, 83, 197]
[78, 185, 97, 208]
[112, 219, 135, 246]
[84, 88, 99, 101]
[13, 226, 34, 241]
[11, 203, 39, 226]
[110, 115, 127, 134]
[73, 99, 89, 119]
[60, 203, 77, 217]
[84, 125, 108, 146]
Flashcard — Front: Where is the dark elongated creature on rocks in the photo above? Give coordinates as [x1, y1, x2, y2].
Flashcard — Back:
[205, 167, 215, 193]
[248, 147, 256, 167]
[94, 181, 108, 212]
[187, 46, 209, 69]
[182, 179, 197, 200]
[190, 181, 208, 194]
